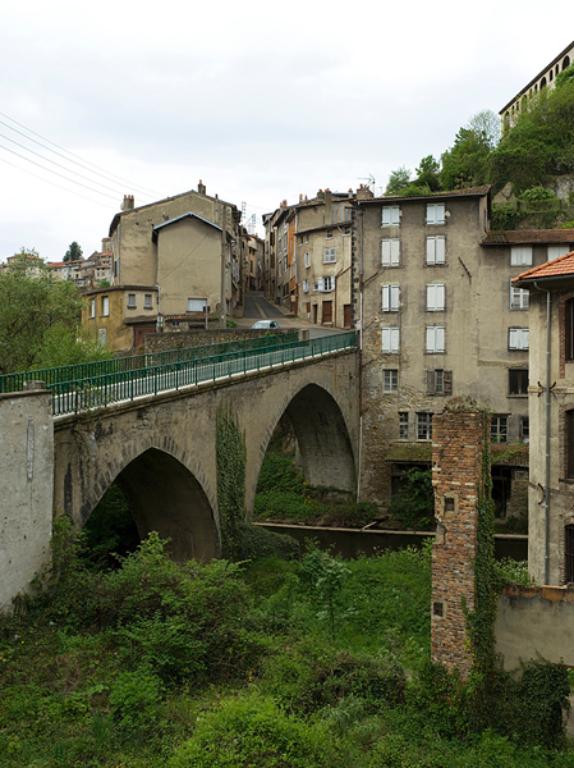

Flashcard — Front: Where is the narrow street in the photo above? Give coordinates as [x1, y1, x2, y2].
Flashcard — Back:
[241, 291, 344, 337]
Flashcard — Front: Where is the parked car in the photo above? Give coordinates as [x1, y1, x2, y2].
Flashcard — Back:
[251, 320, 280, 329]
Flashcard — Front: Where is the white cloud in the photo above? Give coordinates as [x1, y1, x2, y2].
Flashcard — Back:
[0, 0, 572, 257]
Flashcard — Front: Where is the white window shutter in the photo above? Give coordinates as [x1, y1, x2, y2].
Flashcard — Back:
[392, 328, 400, 352]
[437, 284, 445, 309]
[392, 284, 400, 310]
[436, 326, 445, 351]
[382, 286, 389, 311]
[426, 237, 435, 264]
[382, 239, 391, 265]
[436, 237, 445, 263]
[391, 239, 400, 265]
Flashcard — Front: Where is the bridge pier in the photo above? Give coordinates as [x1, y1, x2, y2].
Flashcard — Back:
[0, 386, 54, 612]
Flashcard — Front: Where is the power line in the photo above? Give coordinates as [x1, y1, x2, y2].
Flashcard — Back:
[0, 109, 160, 198]
[0, 142, 119, 201]
[0, 131, 138, 198]
[0, 155, 112, 210]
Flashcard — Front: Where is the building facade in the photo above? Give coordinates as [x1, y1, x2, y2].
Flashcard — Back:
[354, 186, 574, 518]
[81, 285, 158, 351]
[500, 40, 574, 129]
[514, 252, 574, 585]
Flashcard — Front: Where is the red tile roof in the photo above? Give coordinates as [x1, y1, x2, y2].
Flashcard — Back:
[482, 229, 574, 246]
[513, 250, 574, 285]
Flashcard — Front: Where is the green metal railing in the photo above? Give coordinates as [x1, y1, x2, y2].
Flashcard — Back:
[0, 331, 299, 394]
[13, 331, 357, 416]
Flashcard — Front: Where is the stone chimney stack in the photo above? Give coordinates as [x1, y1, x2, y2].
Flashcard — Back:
[101, 237, 112, 254]
[121, 194, 135, 211]
[198, 179, 207, 195]
[355, 184, 374, 201]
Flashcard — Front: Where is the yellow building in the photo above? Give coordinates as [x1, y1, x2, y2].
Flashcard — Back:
[81, 285, 158, 352]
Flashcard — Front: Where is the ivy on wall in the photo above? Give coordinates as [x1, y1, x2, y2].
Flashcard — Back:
[216, 406, 246, 560]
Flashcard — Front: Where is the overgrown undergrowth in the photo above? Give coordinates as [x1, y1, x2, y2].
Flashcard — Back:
[0, 525, 571, 768]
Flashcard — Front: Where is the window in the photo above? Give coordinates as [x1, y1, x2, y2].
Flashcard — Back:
[325, 230, 333, 239]
[426, 325, 445, 353]
[565, 525, 574, 583]
[381, 284, 400, 312]
[510, 283, 529, 310]
[323, 247, 336, 263]
[383, 369, 398, 392]
[519, 416, 529, 443]
[426, 369, 453, 395]
[304, 251, 311, 268]
[97, 327, 107, 345]
[510, 246, 532, 266]
[127, 293, 136, 309]
[426, 203, 445, 225]
[566, 299, 574, 361]
[567, 411, 574, 479]
[382, 326, 400, 353]
[508, 328, 529, 350]
[399, 412, 409, 440]
[187, 297, 207, 312]
[417, 412, 433, 440]
[426, 283, 445, 311]
[323, 276, 335, 292]
[144, 293, 153, 309]
[426, 236, 446, 265]
[548, 245, 570, 261]
[89, 298, 96, 319]
[509, 368, 528, 395]
[491, 415, 508, 443]
[303, 279, 309, 293]
[382, 206, 400, 227]
[101, 296, 110, 317]
[381, 238, 400, 267]
[304, 234, 309, 243]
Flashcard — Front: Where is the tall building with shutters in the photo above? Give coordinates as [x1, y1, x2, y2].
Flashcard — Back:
[353, 186, 574, 518]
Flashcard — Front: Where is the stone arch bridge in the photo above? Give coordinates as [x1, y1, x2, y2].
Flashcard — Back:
[1, 335, 359, 610]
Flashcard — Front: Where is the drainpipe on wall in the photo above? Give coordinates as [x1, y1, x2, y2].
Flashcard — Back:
[356, 207, 365, 502]
[534, 281, 552, 584]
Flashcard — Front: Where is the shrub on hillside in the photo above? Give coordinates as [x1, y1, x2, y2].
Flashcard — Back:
[237, 523, 300, 560]
[168, 695, 341, 768]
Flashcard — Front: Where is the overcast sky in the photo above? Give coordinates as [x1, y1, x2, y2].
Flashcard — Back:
[1, 0, 572, 260]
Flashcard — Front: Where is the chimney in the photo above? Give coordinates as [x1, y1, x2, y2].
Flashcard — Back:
[101, 237, 112, 254]
[198, 179, 206, 195]
[121, 194, 135, 211]
[356, 184, 374, 201]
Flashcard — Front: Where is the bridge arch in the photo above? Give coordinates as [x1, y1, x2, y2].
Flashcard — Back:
[250, 381, 357, 510]
[83, 446, 219, 562]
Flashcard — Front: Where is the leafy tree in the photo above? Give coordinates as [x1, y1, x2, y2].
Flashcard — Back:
[468, 109, 500, 148]
[415, 155, 441, 191]
[385, 167, 411, 195]
[440, 126, 493, 190]
[0, 262, 108, 372]
[64, 241, 83, 262]
[491, 74, 574, 192]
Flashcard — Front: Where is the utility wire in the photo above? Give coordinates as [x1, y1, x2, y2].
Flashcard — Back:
[0, 109, 160, 197]
[0, 155, 113, 210]
[0, 142, 119, 201]
[0, 131, 139, 198]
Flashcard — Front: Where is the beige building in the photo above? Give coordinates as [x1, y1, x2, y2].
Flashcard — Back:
[353, 185, 574, 517]
[296, 189, 356, 327]
[82, 182, 244, 352]
[246, 234, 264, 290]
[514, 252, 574, 585]
[81, 285, 158, 351]
[500, 40, 574, 129]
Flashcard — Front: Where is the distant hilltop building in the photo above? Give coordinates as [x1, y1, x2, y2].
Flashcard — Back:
[500, 40, 574, 129]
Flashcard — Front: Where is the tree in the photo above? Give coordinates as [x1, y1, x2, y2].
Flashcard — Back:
[415, 155, 441, 191]
[440, 127, 493, 190]
[64, 241, 83, 262]
[0, 263, 108, 373]
[468, 109, 500, 149]
[385, 167, 411, 195]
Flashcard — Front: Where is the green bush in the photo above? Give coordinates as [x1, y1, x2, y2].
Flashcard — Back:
[494, 558, 530, 588]
[109, 669, 163, 736]
[168, 695, 340, 768]
[408, 661, 469, 738]
[257, 451, 306, 494]
[237, 523, 300, 560]
[389, 469, 434, 530]
[491, 203, 523, 230]
[516, 660, 570, 749]
[264, 641, 405, 715]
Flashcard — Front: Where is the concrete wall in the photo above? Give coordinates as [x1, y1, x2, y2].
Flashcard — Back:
[528, 287, 574, 584]
[143, 328, 296, 355]
[496, 585, 574, 669]
[0, 389, 53, 613]
[157, 217, 223, 316]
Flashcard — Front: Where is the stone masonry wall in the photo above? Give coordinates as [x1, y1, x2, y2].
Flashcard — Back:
[431, 408, 484, 677]
[143, 328, 296, 355]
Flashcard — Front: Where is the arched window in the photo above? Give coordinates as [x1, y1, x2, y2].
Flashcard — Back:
[564, 56, 571, 71]
[550, 70, 554, 82]
[565, 298, 574, 361]
[565, 525, 574, 583]
[540, 76, 547, 89]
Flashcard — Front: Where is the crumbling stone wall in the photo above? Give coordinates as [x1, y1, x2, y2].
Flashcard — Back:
[431, 407, 485, 677]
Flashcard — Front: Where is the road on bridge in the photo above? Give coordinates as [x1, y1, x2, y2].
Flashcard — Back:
[241, 291, 344, 338]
